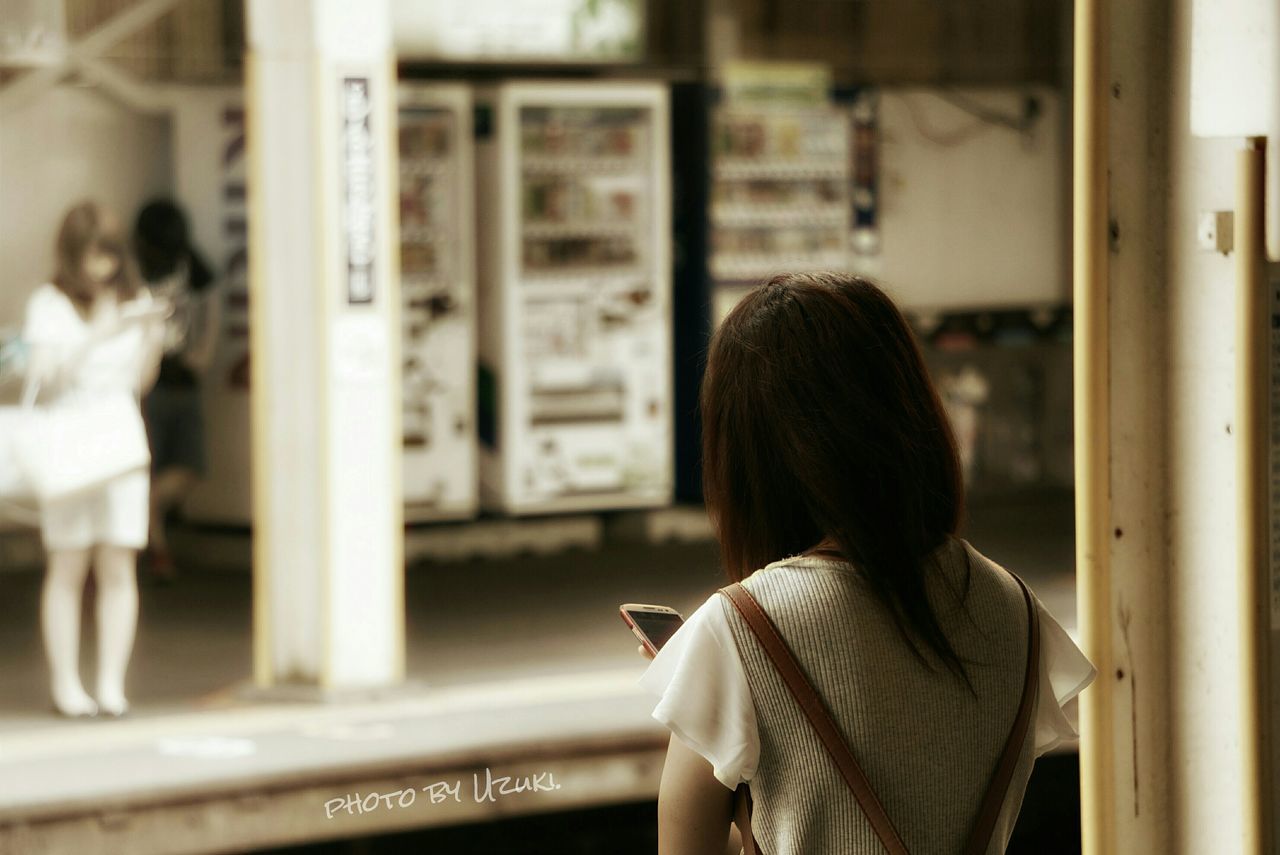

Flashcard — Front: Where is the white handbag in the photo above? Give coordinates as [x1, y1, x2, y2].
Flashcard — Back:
[5, 380, 151, 507]
[0, 369, 37, 523]
[0, 405, 33, 502]
[1, 293, 165, 517]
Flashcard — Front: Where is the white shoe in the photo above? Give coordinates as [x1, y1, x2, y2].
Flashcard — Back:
[96, 689, 130, 718]
[51, 682, 99, 718]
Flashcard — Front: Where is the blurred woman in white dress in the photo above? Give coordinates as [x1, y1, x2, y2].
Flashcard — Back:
[22, 201, 167, 717]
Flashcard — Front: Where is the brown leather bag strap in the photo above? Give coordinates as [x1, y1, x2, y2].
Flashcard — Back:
[961, 571, 1040, 855]
[720, 583, 911, 855]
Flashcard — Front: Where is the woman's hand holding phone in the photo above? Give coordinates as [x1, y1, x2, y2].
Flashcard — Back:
[119, 297, 174, 326]
[620, 603, 684, 662]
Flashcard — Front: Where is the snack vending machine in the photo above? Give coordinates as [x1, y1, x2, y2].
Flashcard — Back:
[708, 105, 852, 326]
[397, 84, 478, 521]
[473, 82, 673, 514]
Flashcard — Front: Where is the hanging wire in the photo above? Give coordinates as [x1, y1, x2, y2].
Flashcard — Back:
[901, 89, 1042, 148]
[937, 88, 1041, 134]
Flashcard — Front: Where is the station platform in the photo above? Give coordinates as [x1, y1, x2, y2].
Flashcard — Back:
[0, 493, 1078, 854]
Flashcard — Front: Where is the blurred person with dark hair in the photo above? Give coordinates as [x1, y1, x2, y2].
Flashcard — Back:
[23, 200, 168, 717]
[132, 198, 220, 583]
[638, 273, 1094, 854]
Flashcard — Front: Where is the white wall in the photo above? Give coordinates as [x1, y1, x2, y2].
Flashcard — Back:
[863, 85, 1068, 311]
[0, 86, 172, 329]
[1165, 0, 1267, 849]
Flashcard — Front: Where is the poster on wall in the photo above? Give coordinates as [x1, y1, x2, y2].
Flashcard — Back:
[721, 62, 831, 107]
[392, 0, 644, 62]
[173, 88, 253, 523]
[172, 93, 250, 391]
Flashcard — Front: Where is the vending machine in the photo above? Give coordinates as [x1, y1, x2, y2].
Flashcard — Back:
[473, 82, 673, 514]
[397, 84, 478, 521]
[708, 105, 852, 326]
[180, 86, 478, 526]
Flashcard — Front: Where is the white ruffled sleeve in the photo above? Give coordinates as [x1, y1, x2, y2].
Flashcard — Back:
[637, 594, 760, 789]
[1031, 593, 1097, 756]
[21, 285, 81, 392]
[22, 285, 77, 345]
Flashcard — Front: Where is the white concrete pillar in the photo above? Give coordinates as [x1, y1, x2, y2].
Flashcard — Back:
[245, 0, 403, 689]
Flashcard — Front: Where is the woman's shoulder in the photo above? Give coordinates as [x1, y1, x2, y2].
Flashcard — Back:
[24, 283, 79, 327]
[948, 538, 1035, 605]
[27, 282, 68, 308]
[738, 549, 871, 602]
[732, 536, 1022, 622]
[726, 558, 873, 636]
[955, 541, 1096, 755]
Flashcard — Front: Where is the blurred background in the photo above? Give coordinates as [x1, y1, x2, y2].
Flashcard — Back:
[0, 0, 1083, 852]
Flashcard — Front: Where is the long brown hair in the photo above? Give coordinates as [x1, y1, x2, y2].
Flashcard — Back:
[700, 272, 973, 688]
[52, 201, 139, 311]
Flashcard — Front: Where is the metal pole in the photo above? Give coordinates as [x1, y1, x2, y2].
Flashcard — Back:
[1234, 136, 1269, 855]
[1074, 0, 1115, 849]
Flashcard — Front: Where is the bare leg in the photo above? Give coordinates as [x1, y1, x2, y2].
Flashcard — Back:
[93, 544, 139, 716]
[41, 548, 97, 716]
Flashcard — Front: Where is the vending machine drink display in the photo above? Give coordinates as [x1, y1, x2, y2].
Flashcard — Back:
[397, 84, 478, 520]
[474, 82, 673, 514]
[709, 106, 852, 325]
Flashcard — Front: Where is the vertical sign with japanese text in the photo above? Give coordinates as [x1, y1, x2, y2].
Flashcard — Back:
[342, 76, 376, 305]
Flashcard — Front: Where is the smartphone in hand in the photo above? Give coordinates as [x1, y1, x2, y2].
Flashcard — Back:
[119, 301, 173, 324]
[620, 603, 685, 657]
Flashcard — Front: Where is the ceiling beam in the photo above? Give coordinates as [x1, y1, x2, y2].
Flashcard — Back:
[0, 0, 189, 116]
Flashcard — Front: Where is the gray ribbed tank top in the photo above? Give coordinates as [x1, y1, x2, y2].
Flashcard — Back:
[722, 535, 1038, 855]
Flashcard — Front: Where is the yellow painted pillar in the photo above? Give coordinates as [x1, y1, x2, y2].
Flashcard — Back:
[1074, 0, 1116, 848]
